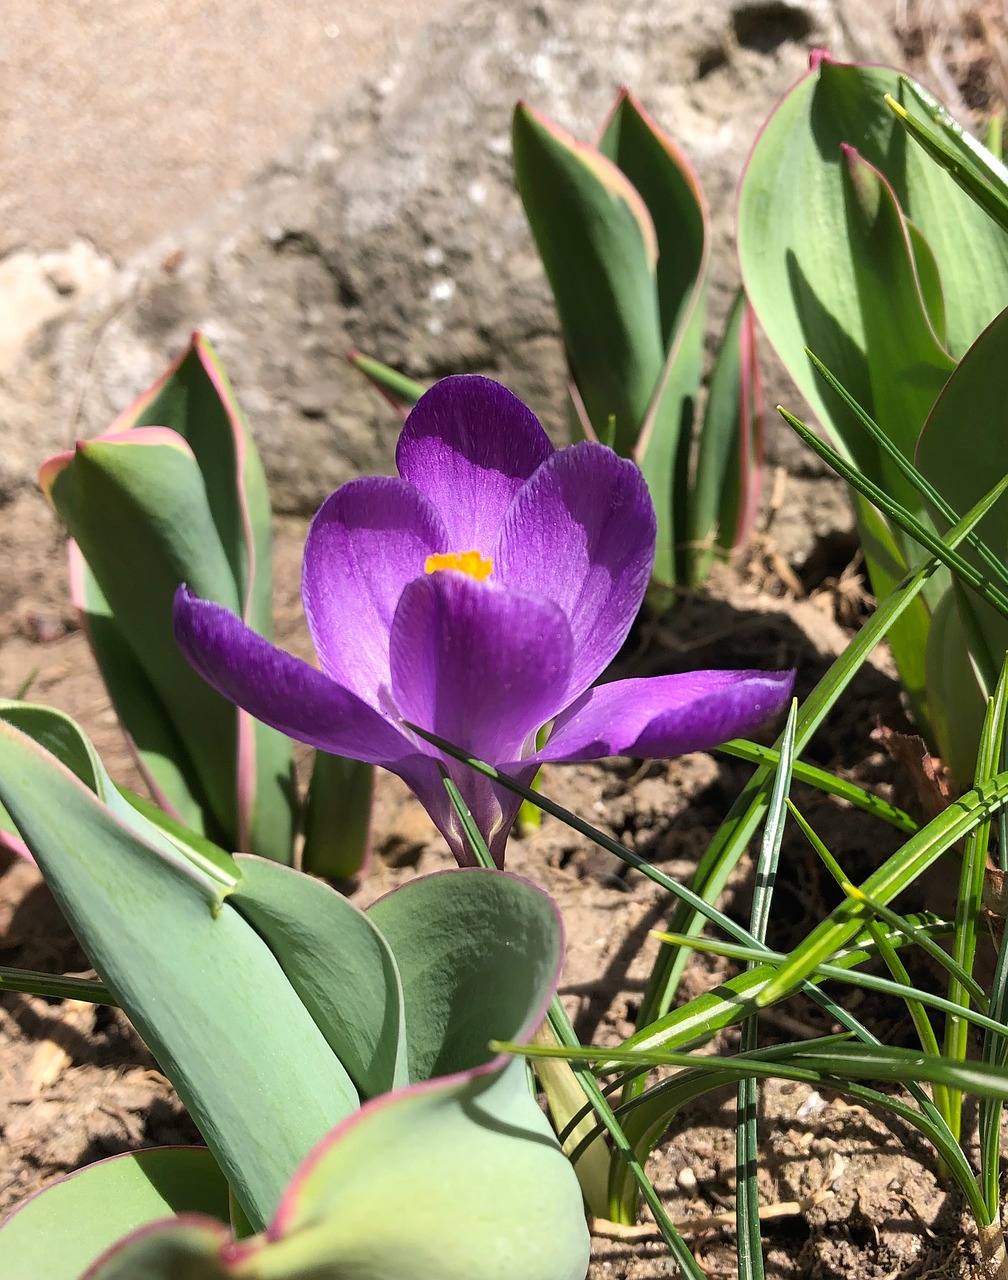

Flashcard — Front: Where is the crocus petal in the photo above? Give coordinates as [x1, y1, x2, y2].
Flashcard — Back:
[529, 668, 796, 765]
[391, 751, 538, 868]
[302, 476, 448, 707]
[494, 441, 655, 697]
[390, 571, 573, 767]
[174, 588, 413, 765]
[395, 376, 554, 551]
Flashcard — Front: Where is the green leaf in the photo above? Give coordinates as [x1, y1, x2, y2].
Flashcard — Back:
[347, 351, 425, 416]
[0, 706, 358, 1230]
[267, 1056, 589, 1280]
[513, 100, 665, 455]
[739, 57, 1008, 426]
[636, 277, 706, 587]
[46, 333, 297, 861]
[597, 90, 711, 586]
[0, 1148, 229, 1280]
[368, 869, 562, 1082]
[229, 854, 408, 1097]
[84, 1061, 590, 1280]
[597, 89, 706, 351]
[738, 57, 1008, 721]
[916, 303, 1008, 778]
[68, 546, 217, 835]
[688, 290, 762, 580]
[79, 870, 588, 1280]
[839, 143, 955, 491]
[300, 753, 374, 879]
[107, 335, 272, 637]
[42, 428, 243, 838]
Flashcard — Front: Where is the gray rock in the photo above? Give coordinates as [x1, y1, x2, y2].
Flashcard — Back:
[0, 0, 898, 525]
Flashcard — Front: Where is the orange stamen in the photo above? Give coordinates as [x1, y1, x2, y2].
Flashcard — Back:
[424, 550, 493, 581]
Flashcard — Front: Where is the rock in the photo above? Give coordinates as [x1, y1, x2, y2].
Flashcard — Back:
[0, 0, 898, 517]
[0, 241, 115, 372]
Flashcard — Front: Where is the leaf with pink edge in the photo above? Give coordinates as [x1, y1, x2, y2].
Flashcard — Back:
[513, 100, 665, 456]
[0, 1148, 229, 1280]
[0, 704, 358, 1230]
[261, 1056, 590, 1280]
[366, 867, 563, 1082]
[44, 334, 297, 860]
[688, 290, 765, 582]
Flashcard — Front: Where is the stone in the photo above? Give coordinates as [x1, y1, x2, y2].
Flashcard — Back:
[0, 0, 898, 519]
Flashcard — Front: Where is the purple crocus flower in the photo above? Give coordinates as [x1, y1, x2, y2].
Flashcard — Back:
[174, 376, 794, 867]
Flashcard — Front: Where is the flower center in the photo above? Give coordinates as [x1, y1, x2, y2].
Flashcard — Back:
[424, 550, 493, 581]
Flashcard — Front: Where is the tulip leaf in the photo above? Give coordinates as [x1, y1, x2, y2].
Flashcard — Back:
[79, 1064, 590, 1280]
[0, 1148, 230, 1280]
[109, 335, 273, 638]
[42, 429, 242, 836]
[68, 544, 216, 835]
[367, 868, 562, 1082]
[917, 305, 1008, 586]
[84, 1221, 233, 1280]
[229, 854, 408, 1097]
[513, 101, 666, 455]
[348, 351, 425, 418]
[739, 57, 1008, 437]
[597, 89, 707, 347]
[915, 304, 1008, 773]
[738, 57, 1008, 767]
[0, 706, 358, 1230]
[636, 273, 707, 588]
[300, 752, 374, 880]
[48, 334, 297, 861]
[840, 145, 955, 492]
[688, 290, 763, 581]
[264, 1056, 590, 1280]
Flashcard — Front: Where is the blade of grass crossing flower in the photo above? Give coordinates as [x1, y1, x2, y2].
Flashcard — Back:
[440, 769, 496, 871]
[738, 701, 796, 1280]
[945, 656, 1008, 1143]
[718, 738, 917, 833]
[412, 729, 786, 953]
[747, 704, 796, 945]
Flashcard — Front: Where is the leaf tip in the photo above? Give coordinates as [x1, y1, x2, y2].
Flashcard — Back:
[38, 449, 74, 503]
